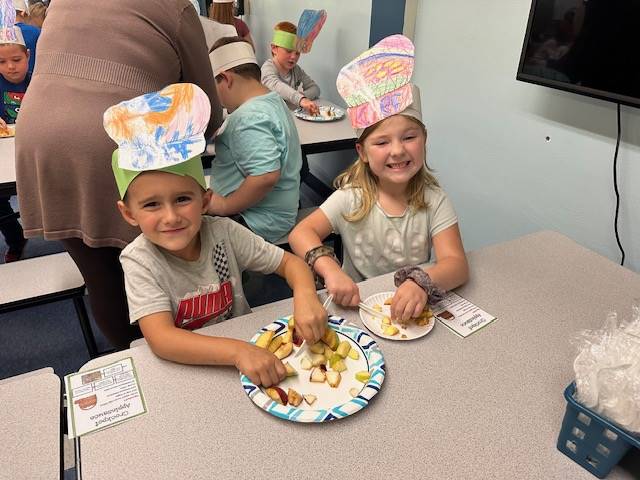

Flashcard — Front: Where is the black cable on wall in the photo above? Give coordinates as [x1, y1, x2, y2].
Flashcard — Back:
[613, 103, 625, 266]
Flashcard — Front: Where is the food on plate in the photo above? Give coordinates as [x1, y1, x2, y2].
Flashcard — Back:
[288, 316, 295, 328]
[310, 353, 326, 367]
[267, 335, 283, 353]
[383, 325, 399, 336]
[303, 394, 317, 405]
[324, 345, 335, 356]
[273, 342, 293, 359]
[384, 297, 392, 306]
[401, 334, 408, 339]
[347, 348, 359, 360]
[336, 340, 351, 358]
[255, 330, 274, 348]
[349, 388, 360, 398]
[309, 342, 325, 354]
[299, 357, 312, 370]
[265, 386, 288, 405]
[0, 124, 14, 138]
[284, 363, 297, 377]
[355, 371, 371, 383]
[328, 353, 347, 372]
[382, 316, 391, 325]
[373, 304, 382, 312]
[281, 329, 293, 344]
[321, 328, 339, 350]
[292, 329, 303, 346]
[310, 367, 326, 383]
[326, 371, 342, 388]
[287, 388, 303, 407]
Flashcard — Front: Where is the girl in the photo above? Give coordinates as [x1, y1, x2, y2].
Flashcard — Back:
[209, 0, 254, 50]
[288, 35, 468, 323]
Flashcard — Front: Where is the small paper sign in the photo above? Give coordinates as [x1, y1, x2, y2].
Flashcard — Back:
[432, 292, 496, 338]
[65, 357, 147, 438]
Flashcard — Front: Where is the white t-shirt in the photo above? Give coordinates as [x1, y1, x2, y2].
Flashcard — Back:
[120, 216, 284, 330]
[320, 186, 458, 282]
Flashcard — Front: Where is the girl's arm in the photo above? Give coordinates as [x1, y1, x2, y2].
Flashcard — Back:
[288, 210, 361, 306]
[139, 312, 287, 386]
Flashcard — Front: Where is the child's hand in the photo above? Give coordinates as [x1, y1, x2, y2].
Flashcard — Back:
[300, 98, 320, 116]
[207, 191, 228, 216]
[390, 280, 427, 325]
[235, 342, 287, 387]
[293, 291, 327, 344]
[324, 269, 360, 307]
[0, 117, 7, 132]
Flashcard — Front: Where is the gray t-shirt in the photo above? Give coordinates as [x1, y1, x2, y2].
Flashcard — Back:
[120, 216, 284, 330]
[320, 187, 458, 282]
[261, 58, 320, 108]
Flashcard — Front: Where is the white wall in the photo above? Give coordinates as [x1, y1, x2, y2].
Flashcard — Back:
[413, 0, 640, 272]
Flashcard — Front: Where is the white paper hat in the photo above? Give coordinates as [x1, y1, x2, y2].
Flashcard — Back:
[209, 40, 257, 77]
[0, 0, 25, 46]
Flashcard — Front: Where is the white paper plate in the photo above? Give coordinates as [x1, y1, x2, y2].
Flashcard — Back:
[359, 291, 435, 341]
[294, 105, 345, 122]
[242, 315, 385, 422]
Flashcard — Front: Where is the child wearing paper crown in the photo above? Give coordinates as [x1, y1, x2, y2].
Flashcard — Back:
[0, 0, 29, 262]
[207, 36, 303, 243]
[289, 35, 469, 323]
[107, 83, 327, 387]
[261, 14, 323, 115]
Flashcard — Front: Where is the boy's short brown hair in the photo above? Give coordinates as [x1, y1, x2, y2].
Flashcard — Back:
[210, 36, 261, 82]
[274, 21, 297, 34]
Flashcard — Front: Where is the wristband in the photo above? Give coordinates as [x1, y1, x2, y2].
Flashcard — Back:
[304, 245, 339, 273]
[394, 266, 446, 305]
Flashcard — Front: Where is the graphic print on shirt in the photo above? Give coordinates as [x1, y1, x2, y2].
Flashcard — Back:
[3, 91, 24, 122]
[174, 241, 234, 330]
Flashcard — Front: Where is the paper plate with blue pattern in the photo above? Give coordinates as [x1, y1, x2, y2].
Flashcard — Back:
[294, 105, 345, 122]
[241, 315, 386, 422]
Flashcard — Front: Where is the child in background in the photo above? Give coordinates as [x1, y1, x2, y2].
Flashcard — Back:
[106, 83, 326, 386]
[207, 37, 302, 243]
[12, 0, 38, 73]
[25, 1, 45, 29]
[289, 35, 469, 323]
[209, 0, 254, 50]
[261, 21, 320, 115]
[0, 2, 29, 261]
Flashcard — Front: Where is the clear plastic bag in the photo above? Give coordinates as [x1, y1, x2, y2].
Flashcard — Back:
[572, 301, 640, 434]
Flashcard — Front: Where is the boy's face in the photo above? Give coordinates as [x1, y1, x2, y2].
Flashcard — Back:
[271, 45, 300, 71]
[0, 45, 29, 84]
[214, 72, 236, 111]
[117, 171, 212, 261]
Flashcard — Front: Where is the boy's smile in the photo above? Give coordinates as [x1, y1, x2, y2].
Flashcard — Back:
[0, 44, 29, 84]
[118, 171, 211, 261]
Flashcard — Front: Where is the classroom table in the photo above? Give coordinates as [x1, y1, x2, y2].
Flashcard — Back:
[75, 231, 640, 479]
[0, 136, 16, 197]
[0, 367, 62, 479]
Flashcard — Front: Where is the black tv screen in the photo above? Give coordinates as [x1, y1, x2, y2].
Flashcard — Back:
[517, 0, 640, 107]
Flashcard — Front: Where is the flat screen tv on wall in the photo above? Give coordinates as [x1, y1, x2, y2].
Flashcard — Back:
[517, 0, 640, 107]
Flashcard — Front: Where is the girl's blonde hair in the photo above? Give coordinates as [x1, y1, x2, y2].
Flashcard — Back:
[333, 115, 440, 223]
[26, 1, 46, 28]
[209, 2, 234, 26]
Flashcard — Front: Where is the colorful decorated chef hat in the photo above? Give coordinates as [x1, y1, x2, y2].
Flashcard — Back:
[209, 38, 257, 77]
[272, 10, 326, 54]
[0, 0, 25, 46]
[336, 34, 422, 138]
[105, 83, 210, 199]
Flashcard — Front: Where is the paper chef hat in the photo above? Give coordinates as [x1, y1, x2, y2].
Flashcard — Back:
[272, 9, 327, 54]
[209, 40, 257, 77]
[336, 34, 422, 138]
[105, 83, 210, 199]
[0, 0, 25, 46]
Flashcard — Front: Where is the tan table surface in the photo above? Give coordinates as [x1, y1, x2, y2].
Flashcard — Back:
[0, 135, 16, 189]
[291, 100, 356, 148]
[0, 368, 61, 479]
[77, 231, 640, 479]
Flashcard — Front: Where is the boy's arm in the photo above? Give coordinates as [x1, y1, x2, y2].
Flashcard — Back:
[139, 311, 287, 386]
[262, 61, 305, 106]
[298, 67, 321, 100]
[208, 170, 280, 216]
[274, 251, 327, 344]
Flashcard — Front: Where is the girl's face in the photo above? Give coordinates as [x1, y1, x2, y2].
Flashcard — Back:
[356, 115, 426, 190]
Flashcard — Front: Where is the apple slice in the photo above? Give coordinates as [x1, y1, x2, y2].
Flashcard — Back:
[265, 386, 288, 405]
[336, 340, 351, 358]
[384, 297, 392, 305]
[355, 371, 371, 383]
[382, 316, 392, 325]
[284, 362, 297, 377]
[255, 330, 274, 349]
[326, 371, 342, 388]
[383, 325, 399, 336]
[310, 353, 326, 367]
[349, 388, 360, 397]
[287, 388, 303, 407]
[281, 329, 293, 344]
[299, 357, 312, 370]
[273, 342, 293, 360]
[324, 345, 335, 357]
[303, 394, 317, 405]
[267, 335, 283, 353]
[309, 342, 325, 354]
[288, 316, 295, 328]
[292, 329, 303, 347]
[309, 368, 326, 383]
[321, 328, 339, 350]
[347, 348, 360, 360]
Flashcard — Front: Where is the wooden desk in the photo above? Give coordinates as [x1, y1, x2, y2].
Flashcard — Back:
[0, 368, 62, 479]
[76, 231, 640, 479]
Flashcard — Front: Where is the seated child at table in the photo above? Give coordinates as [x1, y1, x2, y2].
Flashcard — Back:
[0, 6, 29, 262]
[207, 36, 302, 243]
[289, 35, 469, 323]
[261, 20, 321, 115]
[105, 83, 326, 387]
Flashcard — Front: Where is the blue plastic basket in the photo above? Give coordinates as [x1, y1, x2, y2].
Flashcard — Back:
[557, 382, 640, 478]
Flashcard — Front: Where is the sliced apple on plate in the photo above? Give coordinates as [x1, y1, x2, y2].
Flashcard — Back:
[326, 371, 342, 388]
[255, 330, 274, 348]
[287, 388, 303, 407]
[299, 357, 312, 370]
[284, 362, 297, 377]
[355, 371, 371, 383]
[273, 342, 293, 359]
[265, 386, 288, 405]
[309, 367, 326, 383]
[303, 394, 317, 405]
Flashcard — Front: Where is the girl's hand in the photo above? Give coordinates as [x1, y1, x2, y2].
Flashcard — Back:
[0, 117, 7, 132]
[293, 292, 326, 344]
[207, 191, 228, 216]
[234, 343, 287, 387]
[391, 280, 427, 325]
[324, 269, 361, 307]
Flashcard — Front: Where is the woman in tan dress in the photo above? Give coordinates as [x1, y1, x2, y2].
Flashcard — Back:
[15, 0, 223, 350]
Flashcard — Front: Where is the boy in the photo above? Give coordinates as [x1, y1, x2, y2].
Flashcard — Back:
[0, 12, 29, 262]
[261, 21, 320, 115]
[105, 83, 326, 387]
[208, 36, 302, 242]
